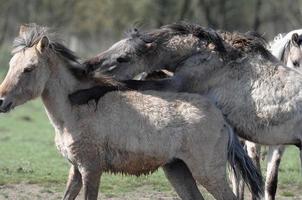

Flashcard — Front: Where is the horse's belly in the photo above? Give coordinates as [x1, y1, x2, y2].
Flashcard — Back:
[105, 151, 167, 176]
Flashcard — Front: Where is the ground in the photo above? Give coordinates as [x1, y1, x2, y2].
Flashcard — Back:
[0, 183, 302, 200]
[0, 95, 301, 199]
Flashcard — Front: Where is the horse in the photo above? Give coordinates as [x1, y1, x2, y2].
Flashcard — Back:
[0, 24, 264, 200]
[240, 30, 302, 200]
[69, 22, 302, 199]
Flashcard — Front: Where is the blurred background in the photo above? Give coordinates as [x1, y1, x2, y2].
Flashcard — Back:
[0, 1, 302, 199]
[1, 0, 302, 58]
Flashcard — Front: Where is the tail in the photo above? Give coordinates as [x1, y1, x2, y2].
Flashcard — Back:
[226, 124, 264, 199]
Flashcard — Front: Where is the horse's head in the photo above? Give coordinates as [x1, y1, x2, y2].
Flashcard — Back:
[284, 33, 302, 71]
[0, 25, 51, 113]
[85, 29, 154, 80]
[85, 23, 221, 80]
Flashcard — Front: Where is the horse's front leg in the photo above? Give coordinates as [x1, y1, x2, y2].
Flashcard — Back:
[265, 145, 285, 200]
[80, 168, 102, 200]
[62, 165, 82, 200]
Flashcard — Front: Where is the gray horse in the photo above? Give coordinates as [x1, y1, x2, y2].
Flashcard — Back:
[70, 22, 302, 199]
[241, 30, 302, 200]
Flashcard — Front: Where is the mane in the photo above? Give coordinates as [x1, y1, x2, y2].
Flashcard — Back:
[127, 22, 227, 54]
[217, 30, 272, 59]
[269, 29, 302, 60]
[13, 23, 121, 87]
[127, 22, 273, 60]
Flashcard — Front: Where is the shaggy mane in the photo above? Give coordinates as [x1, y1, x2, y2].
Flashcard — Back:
[126, 22, 273, 60]
[218, 30, 272, 59]
[13, 23, 121, 87]
[127, 22, 227, 54]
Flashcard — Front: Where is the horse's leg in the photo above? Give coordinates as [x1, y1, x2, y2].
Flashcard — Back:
[265, 145, 285, 200]
[245, 141, 262, 200]
[238, 175, 245, 200]
[230, 167, 239, 197]
[185, 160, 236, 200]
[193, 168, 237, 200]
[80, 168, 102, 200]
[183, 139, 237, 199]
[62, 165, 82, 200]
[246, 141, 261, 175]
[163, 159, 205, 200]
[230, 166, 245, 200]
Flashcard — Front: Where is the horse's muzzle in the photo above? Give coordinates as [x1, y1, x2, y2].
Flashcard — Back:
[0, 98, 13, 113]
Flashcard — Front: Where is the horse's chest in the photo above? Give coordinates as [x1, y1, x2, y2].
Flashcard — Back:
[54, 128, 84, 163]
[54, 131, 74, 162]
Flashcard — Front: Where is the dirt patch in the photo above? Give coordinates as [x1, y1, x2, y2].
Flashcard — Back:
[0, 183, 180, 200]
[0, 183, 301, 200]
[0, 183, 61, 200]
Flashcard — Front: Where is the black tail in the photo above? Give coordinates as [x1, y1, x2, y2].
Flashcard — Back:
[226, 124, 264, 199]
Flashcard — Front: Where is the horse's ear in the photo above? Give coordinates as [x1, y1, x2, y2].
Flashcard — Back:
[37, 36, 49, 53]
[19, 25, 29, 36]
[291, 33, 300, 47]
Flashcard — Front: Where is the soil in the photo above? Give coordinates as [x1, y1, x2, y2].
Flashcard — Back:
[0, 183, 301, 200]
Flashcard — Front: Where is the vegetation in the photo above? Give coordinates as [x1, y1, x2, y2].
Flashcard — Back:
[1, 0, 302, 56]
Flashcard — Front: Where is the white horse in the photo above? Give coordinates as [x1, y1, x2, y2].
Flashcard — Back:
[0, 24, 264, 200]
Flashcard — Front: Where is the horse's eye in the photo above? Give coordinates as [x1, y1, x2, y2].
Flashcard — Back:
[116, 56, 131, 63]
[23, 66, 35, 73]
[293, 61, 300, 68]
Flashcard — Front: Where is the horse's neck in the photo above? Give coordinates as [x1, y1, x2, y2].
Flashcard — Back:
[41, 62, 85, 130]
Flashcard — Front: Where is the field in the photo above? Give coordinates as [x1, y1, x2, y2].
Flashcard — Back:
[0, 66, 301, 199]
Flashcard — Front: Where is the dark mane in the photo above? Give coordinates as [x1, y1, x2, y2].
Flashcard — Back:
[127, 22, 273, 60]
[161, 22, 227, 53]
[218, 30, 273, 60]
[127, 22, 227, 54]
[13, 23, 121, 87]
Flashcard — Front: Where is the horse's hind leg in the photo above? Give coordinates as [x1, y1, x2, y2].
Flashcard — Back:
[230, 166, 245, 200]
[184, 159, 236, 200]
[245, 141, 262, 200]
[163, 159, 205, 200]
[183, 132, 237, 199]
[265, 145, 285, 200]
[63, 165, 82, 200]
[202, 175, 237, 200]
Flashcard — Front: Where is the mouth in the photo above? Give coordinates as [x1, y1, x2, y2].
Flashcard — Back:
[107, 65, 117, 72]
[0, 102, 13, 113]
[101, 62, 118, 73]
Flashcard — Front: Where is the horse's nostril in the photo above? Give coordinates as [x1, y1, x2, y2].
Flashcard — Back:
[0, 99, 3, 107]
